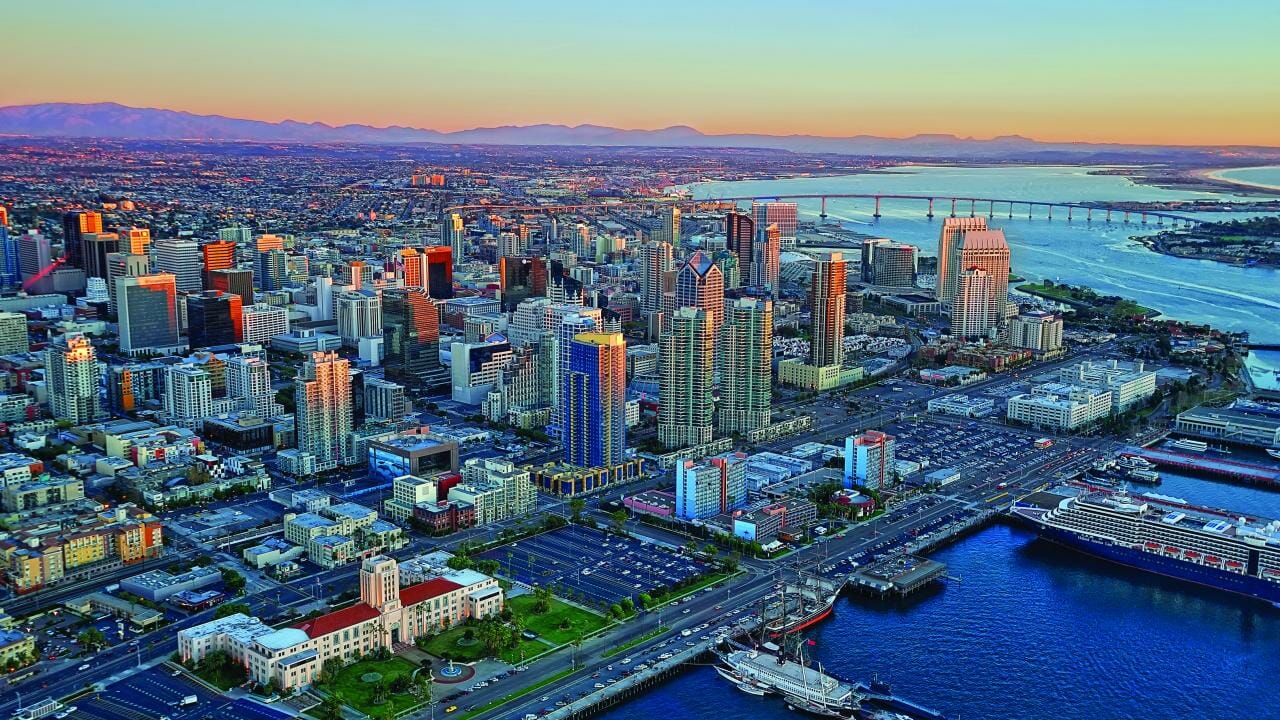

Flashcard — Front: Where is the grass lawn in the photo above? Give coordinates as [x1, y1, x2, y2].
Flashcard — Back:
[421, 626, 489, 663]
[497, 637, 549, 665]
[507, 595, 609, 645]
[322, 656, 425, 717]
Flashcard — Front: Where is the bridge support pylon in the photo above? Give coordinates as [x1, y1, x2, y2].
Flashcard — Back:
[927, 198, 934, 220]
[1067, 207, 1072, 221]
[988, 201, 994, 218]
[950, 198, 957, 218]
[873, 196, 881, 220]
[969, 200, 975, 217]
[1048, 205, 1053, 220]
[1141, 212, 1148, 224]
[819, 196, 827, 221]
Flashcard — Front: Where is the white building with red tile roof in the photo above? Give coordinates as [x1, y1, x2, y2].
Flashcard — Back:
[178, 555, 502, 690]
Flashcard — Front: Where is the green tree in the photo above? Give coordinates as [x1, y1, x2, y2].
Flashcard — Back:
[569, 498, 585, 522]
[532, 585, 553, 614]
[214, 602, 252, 619]
[220, 567, 247, 595]
[608, 509, 628, 535]
[77, 627, 106, 651]
[319, 693, 344, 720]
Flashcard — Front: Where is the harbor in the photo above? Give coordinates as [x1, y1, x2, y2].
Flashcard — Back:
[1126, 445, 1280, 487]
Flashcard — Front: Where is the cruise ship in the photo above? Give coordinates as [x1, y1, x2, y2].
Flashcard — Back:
[1013, 490, 1280, 605]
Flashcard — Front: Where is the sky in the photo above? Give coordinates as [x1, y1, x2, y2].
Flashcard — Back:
[5, 0, 1279, 146]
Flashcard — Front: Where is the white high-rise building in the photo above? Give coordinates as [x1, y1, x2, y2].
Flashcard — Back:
[164, 365, 213, 430]
[336, 291, 382, 348]
[1010, 310, 1064, 354]
[658, 308, 714, 449]
[225, 355, 282, 419]
[243, 303, 290, 345]
[154, 237, 203, 292]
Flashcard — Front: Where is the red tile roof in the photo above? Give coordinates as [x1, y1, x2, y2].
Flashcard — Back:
[399, 577, 463, 607]
[294, 602, 381, 639]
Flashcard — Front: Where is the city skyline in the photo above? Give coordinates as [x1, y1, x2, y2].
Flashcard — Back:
[5, 0, 1279, 146]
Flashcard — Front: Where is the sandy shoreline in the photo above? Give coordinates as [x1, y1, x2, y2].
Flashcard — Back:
[1197, 166, 1280, 192]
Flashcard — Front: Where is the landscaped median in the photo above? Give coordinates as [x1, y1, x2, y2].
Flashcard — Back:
[601, 626, 668, 659]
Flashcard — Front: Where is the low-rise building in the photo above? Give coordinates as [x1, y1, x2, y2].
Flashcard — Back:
[120, 565, 222, 602]
[1007, 383, 1112, 432]
[1058, 359, 1156, 413]
[0, 505, 163, 594]
[0, 476, 85, 512]
[179, 556, 502, 690]
[1173, 405, 1280, 448]
[927, 394, 996, 418]
[732, 498, 818, 542]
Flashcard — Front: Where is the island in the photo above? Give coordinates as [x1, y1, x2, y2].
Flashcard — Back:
[1138, 216, 1280, 268]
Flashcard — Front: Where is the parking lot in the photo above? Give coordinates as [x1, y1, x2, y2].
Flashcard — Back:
[62, 667, 292, 720]
[477, 525, 707, 607]
[889, 418, 1071, 484]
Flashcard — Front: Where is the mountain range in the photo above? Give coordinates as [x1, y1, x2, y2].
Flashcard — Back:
[2, 102, 1278, 161]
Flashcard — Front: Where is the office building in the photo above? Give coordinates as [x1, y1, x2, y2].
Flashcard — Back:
[845, 430, 896, 490]
[810, 253, 847, 368]
[0, 207, 16, 288]
[0, 312, 29, 355]
[638, 241, 674, 313]
[751, 223, 781, 297]
[294, 352, 354, 472]
[441, 212, 465, 262]
[950, 268, 998, 338]
[336, 290, 381, 348]
[62, 210, 102, 268]
[752, 201, 798, 249]
[154, 237, 202, 292]
[201, 240, 237, 287]
[1007, 383, 1112, 431]
[119, 227, 151, 255]
[45, 333, 101, 424]
[658, 308, 714, 449]
[498, 255, 548, 311]
[657, 206, 681, 246]
[186, 290, 243, 348]
[726, 210, 755, 281]
[718, 298, 773, 435]
[364, 377, 408, 421]
[17, 231, 53, 284]
[81, 232, 119, 280]
[675, 250, 724, 333]
[1010, 310, 1064, 354]
[424, 246, 453, 299]
[117, 274, 182, 356]
[242, 303, 290, 345]
[105, 252, 150, 316]
[452, 335, 513, 405]
[859, 238, 889, 283]
[383, 287, 447, 390]
[209, 268, 254, 307]
[1057, 360, 1157, 413]
[870, 241, 917, 287]
[563, 332, 626, 468]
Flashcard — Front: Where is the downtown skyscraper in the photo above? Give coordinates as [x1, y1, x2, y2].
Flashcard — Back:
[674, 250, 725, 333]
[718, 298, 773, 436]
[751, 201, 797, 249]
[937, 216, 1009, 308]
[658, 307, 714, 450]
[383, 287, 448, 391]
[295, 351, 354, 471]
[725, 210, 755, 282]
[46, 332, 101, 424]
[809, 252, 847, 369]
[638, 240, 674, 314]
[562, 331, 626, 469]
[751, 223, 781, 297]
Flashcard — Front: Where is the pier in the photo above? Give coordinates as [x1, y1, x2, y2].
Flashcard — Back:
[1126, 446, 1280, 487]
[547, 637, 718, 719]
[845, 555, 948, 598]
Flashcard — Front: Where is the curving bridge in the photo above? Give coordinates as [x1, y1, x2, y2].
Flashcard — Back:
[446, 193, 1201, 226]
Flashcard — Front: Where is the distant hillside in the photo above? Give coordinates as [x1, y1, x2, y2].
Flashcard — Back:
[3, 102, 1279, 162]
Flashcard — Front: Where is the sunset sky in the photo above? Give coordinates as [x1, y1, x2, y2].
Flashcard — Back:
[6, 0, 1279, 145]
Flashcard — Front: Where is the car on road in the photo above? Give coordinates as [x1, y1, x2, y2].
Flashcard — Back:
[445, 706, 458, 713]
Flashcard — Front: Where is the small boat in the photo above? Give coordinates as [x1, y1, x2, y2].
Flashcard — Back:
[1266, 448, 1280, 460]
[1170, 438, 1208, 453]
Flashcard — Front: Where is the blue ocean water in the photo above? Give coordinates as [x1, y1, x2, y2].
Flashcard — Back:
[602, 472, 1280, 720]
[689, 166, 1280, 342]
[1214, 166, 1280, 191]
